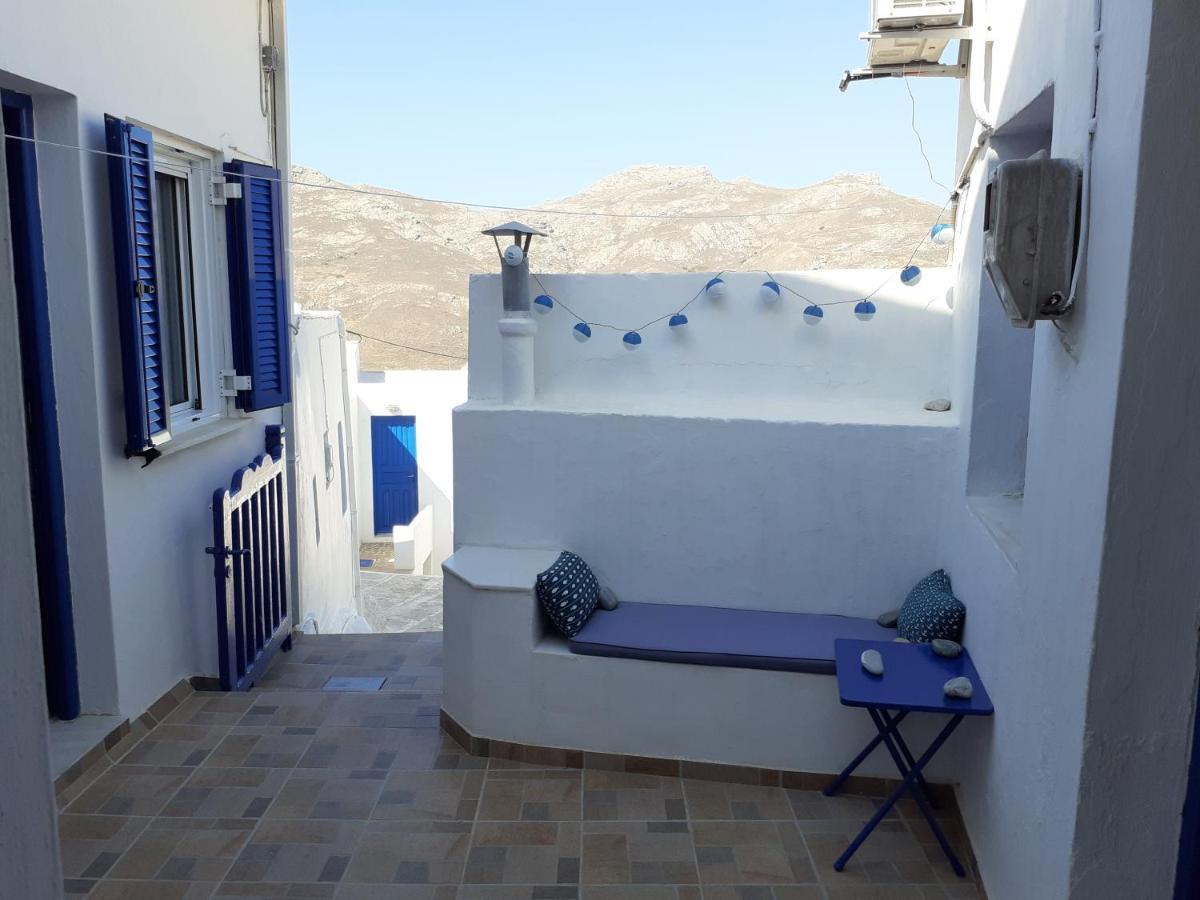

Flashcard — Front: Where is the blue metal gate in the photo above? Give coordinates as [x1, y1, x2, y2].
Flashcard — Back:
[206, 425, 292, 690]
[371, 415, 418, 533]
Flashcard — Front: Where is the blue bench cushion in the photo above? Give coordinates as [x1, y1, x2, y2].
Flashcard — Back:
[567, 602, 895, 675]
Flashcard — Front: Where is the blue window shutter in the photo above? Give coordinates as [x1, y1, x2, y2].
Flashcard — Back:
[225, 160, 291, 411]
[104, 115, 168, 459]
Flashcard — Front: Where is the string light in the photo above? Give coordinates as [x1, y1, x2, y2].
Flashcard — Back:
[622, 331, 642, 349]
[760, 280, 782, 304]
[803, 304, 824, 324]
[705, 277, 728, 301]
[931, 224, 954, 245]
[669, 314, 689, 328]
[854, 299, 878, 321]
[901, 265, 923, 286]
[533, 294, 555, 313]
[573, 322, 592, 342]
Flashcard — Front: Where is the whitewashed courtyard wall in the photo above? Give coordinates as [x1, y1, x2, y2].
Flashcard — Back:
[292, 312, 359, 632]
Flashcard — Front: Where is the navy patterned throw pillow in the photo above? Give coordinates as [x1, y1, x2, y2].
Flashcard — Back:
[536, 551, 600, 638]
[897, 569, 966, 643]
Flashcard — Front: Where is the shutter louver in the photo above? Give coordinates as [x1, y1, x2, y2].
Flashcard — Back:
[104, 115, 168, 460]
[225, 160, 291, 411]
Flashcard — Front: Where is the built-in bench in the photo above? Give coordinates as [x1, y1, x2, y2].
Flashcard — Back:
[569, 601, 893, 674]
[442, 545, 951, 779]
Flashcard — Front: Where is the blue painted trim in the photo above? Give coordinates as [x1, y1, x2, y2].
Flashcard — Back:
[104, 114, 166, 459]
[3, 89, 80, 720]
[224, 160, 292, 411]
[1175, 703, 1200, 897]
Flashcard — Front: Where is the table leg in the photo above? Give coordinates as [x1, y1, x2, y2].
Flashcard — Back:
[834, 715, 966, 878]
[823, 709, 910, 797]
[872, 708, 938, 810]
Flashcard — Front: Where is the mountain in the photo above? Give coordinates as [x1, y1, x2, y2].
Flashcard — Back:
[290, 165, 949, 370]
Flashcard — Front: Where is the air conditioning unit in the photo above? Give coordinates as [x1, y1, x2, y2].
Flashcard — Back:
[872, 0, 966, 30]
[984, 154, 1082, 327]
[867, 0, 965, 66]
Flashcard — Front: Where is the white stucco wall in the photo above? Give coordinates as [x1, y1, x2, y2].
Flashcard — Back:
[458, 269, 956, 614]
[937, 0, 1165, 897]
[292, 312, 359, 632]
[354, 364, 466, 570]
[0, 0, 291, 717]
[469, 270, 955, 424]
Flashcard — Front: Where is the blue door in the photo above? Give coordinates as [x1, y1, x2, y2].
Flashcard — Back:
[371, 416, 418, 534]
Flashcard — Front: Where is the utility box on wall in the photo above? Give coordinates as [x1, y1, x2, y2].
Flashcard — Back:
[984, 154, 1082, 327]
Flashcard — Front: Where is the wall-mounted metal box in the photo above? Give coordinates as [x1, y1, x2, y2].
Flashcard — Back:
[984, 155, 1081, 327]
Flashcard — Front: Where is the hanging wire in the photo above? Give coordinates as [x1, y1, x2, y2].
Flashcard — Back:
[346, 329, 466, 361]
[0, 132, 940, 223]
[903, 76, 953, 196]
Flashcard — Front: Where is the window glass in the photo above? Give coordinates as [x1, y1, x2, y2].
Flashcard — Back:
[153, 171, 198, 411]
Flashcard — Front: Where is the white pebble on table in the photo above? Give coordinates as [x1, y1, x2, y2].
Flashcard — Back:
[944, 676, 973, 699]
[861, 649, 884, 676]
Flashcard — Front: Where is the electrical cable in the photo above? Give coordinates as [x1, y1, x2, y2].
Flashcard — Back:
[0, 132, 944, 223]
[345, 329, 466, 361]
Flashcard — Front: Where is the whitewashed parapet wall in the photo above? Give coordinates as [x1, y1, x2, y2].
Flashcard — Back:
[457, 270, 956, 616]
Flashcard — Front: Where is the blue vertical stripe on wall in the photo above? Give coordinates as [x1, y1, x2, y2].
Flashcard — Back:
[371, 416, 418, 534]
[104, 115, 167, 458]
[224, 160, 291, 411]
[3, 89, 80, 720]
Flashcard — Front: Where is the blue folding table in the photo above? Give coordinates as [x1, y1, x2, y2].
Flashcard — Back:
[826, 638, 993, 877]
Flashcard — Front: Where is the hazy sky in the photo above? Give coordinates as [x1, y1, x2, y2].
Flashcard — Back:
[287, 1, 960, 208]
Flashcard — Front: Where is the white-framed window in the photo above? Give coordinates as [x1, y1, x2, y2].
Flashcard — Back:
[150, 139, 229, 436]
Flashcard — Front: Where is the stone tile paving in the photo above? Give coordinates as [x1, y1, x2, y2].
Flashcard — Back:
[60, 631, 983, 899]
[360, 571, 444, 634]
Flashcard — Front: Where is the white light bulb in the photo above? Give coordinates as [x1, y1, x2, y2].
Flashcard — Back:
[503, 244, 524, 267]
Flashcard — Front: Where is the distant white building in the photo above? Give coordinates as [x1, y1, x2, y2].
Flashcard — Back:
[350, 351, 466, 575]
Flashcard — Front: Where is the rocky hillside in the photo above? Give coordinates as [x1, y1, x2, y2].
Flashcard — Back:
[290, 165, 948, 370]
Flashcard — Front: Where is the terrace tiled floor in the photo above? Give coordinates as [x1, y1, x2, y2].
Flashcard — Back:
[59, 631, 984, 899]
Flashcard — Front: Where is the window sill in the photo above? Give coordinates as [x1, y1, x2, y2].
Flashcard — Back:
[156, 416, 254, 458]
[966, 493, 1023, 569]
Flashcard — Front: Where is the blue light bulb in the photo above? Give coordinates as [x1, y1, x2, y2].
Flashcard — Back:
[760, 281, 782, 304]
[573, 322, 592, 342]
[803, 304, 824, 325]
[705, 277, 727, 301]
[900, 265, 922, 286]
[669, 314, 688, 328]
[533, 294, 554, 313]
[622, 331, 642, 349]
[854, 299, 877, 321]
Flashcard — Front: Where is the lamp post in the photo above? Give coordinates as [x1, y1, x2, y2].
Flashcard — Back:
[483, 221, 547, 405]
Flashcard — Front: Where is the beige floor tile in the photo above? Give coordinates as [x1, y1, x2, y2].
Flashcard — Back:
[583, 772, 686, 822]
[89, 880, 218, 899]
[118, 725, 231, 768]
[343, 821, 473, 884]
[225, 819, 362, 884]
[297, 726, 452, 771]
[66, 766, 191, 817]
[160, 768, 291, 820]
[579, 888, 701, 900]
[58, 814, 152, 880]
[682, 780, 795, 821]
[463, 822, 581, 885]
[163, 694, 260, 728]
[236, 693, 342, 729]
[479, 770, 583, 821]
[371, 770, 483, 821]
[267, 769, 388, 819]
[581, 821, 697, 885]
[700, 889, 823, 900]
[324, 693, 441, 729]
[691, 821, 816, 886]
[206, 727, 317, 768]
[108, 817, 255, 881]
